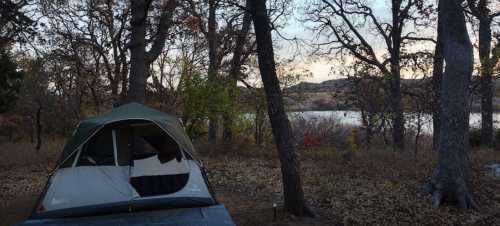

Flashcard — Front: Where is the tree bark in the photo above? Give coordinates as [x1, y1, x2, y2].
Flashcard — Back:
[207, 0, 219, 144]
[223, 7, 252, 144]
[389, 0, 405, 151]
[432, 12, 444, 152]
[360, 109, 372, 147]
[478, 16, 493, 148]
[249, 0, 313, 217]
[389, 70, 404, 151]
[127, 0, 148, 103]
[414, 111, 422, 158]
[424, 0, 476, 209]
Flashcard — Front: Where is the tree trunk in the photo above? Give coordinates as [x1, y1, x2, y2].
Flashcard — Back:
[389, 70, 405, 151]
[127, 0, 148, 104]
[89, 82, 101, 113]
[119, 49, 129, 103]
[360, 108, 372, 148]
[414, 111, 422, 158]
[249, 0, 313, 217]
[207, 0, 219, 144]
[390, 0, 404, 151]
[110, 76, 119, 102]
[424, 0, 476, 209]
[432, 14, 444, 152]
[479, 16, 493, 148]
[223, 8, 252, 144]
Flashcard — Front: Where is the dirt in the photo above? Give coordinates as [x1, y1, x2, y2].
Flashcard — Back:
[214, 187, 333, 226]
[0, 195, 37, 226]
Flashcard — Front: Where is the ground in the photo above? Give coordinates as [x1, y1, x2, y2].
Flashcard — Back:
[1, 140, 500, 226]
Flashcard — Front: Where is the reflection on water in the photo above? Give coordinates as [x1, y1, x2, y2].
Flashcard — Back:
[287, 111, 500, 135]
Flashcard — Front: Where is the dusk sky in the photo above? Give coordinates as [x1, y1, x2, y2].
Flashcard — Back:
[274, 0, 443, 83]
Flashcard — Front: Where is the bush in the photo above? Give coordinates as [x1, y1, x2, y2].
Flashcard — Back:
[345, 128, 358, 151]
[290, 114, 359, 150]
[179, 71, 231, 139]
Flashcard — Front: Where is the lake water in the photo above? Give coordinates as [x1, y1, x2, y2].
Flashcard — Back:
[286, 111, 500, 135]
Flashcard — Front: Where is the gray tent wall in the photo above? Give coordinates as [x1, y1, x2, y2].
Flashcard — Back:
[39, 158, 213, 214]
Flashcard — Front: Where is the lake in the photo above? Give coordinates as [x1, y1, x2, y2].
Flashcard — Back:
[286, 111, 500, 135]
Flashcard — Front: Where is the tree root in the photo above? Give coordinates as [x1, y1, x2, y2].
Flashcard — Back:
[423, 176, 478, 210]
[430, 188, 477, 209]
[286, 204, 316, 218]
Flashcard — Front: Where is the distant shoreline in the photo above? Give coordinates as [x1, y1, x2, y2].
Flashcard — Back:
[283, 108, 499, 114]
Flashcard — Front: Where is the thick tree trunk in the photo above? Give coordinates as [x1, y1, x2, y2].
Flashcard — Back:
[390, 0, 404, 151]
[390, 68, 404, 151]
[207, 0, 218, 144]
[249, 0, 313, 217]
[223, 8, 252, 144]
[424, 0, 476, 209]
[432, 15, 444, 152]
[479, 17, 493, 148]
[127, 0, 148, 104]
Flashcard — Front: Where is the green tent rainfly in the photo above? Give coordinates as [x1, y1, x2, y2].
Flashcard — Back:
[57, 103, 196, 167]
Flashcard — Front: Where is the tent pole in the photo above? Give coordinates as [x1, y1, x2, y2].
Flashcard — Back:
[112, 130, 118, 166]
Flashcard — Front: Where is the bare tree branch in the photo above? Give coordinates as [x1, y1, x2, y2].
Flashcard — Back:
[146, 0, 177, 63]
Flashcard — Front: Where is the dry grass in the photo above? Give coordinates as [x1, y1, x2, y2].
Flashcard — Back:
[0, 140, 62, 212]
[1, 138, 500, 226]
[0, 139, 63, 168]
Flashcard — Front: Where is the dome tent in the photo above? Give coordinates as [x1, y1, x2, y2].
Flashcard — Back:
[18, 103, 234, 226]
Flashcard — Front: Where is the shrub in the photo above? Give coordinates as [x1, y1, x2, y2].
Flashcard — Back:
[345, 128, 358, 151]
[290, 114, 359, 150]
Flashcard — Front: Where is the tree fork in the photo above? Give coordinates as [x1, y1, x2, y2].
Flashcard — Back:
[223, 5, 252, 144]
